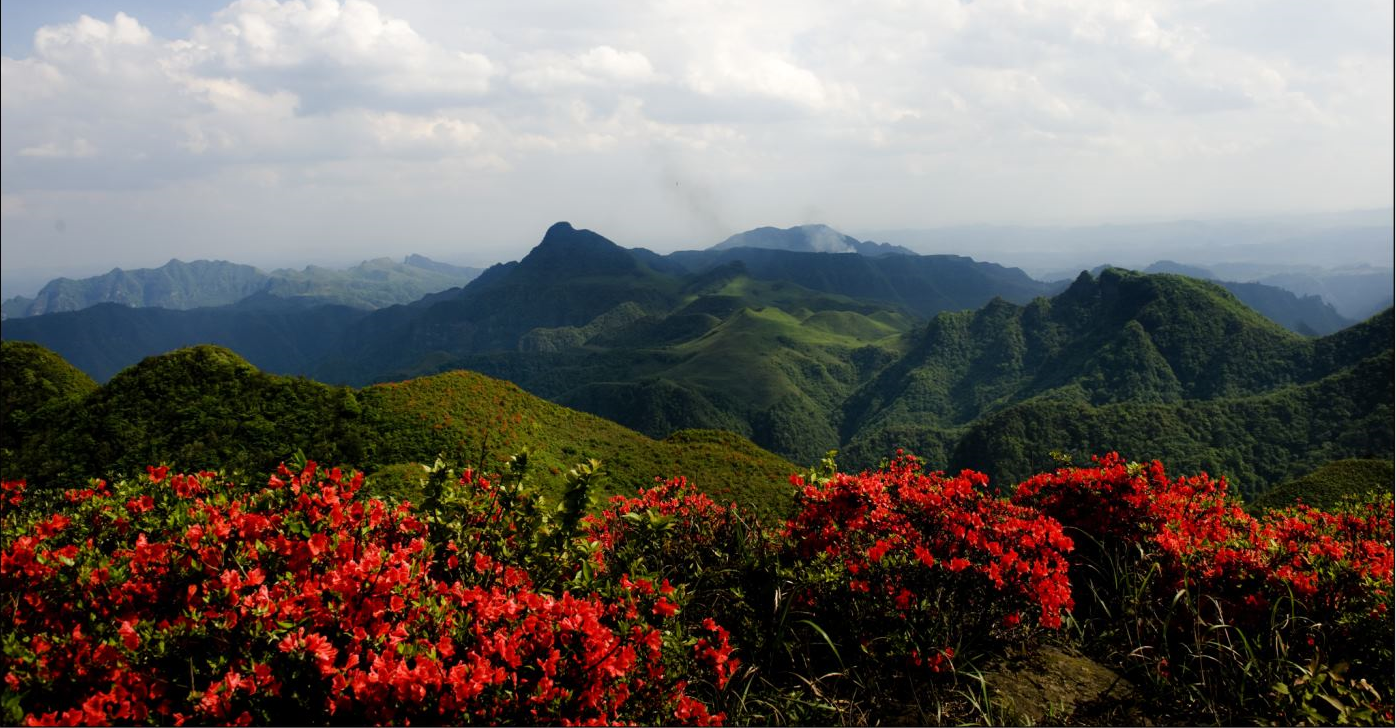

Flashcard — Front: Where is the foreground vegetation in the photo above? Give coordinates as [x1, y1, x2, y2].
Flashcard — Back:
[2, 450, 1390, 725]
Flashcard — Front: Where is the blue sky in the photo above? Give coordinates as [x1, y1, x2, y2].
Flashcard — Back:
[1, 0, 1391, 283]
[1, 2, 227, 56]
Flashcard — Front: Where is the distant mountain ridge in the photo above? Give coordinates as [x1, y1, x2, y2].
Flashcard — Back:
[1, 255, 482, 319]
[1144, 261, 1393, 323]
[2, 260, 267, 318]
[1048, 262, 1359, 336]
[1, 299, 371, 382]
[317, 222, 1047, 386]
[712, 224, 916, 257]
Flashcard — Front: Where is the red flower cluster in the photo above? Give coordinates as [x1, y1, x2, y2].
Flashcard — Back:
[581, 477, 748, 708]
[4, 451, 1390, 724]
[1013, 453, 1394, 628]
[1, 464, 725, 726]
[1014, 452, 1394, 714]
[583, 476, 748, 563]
[783, 452, 1075, 665]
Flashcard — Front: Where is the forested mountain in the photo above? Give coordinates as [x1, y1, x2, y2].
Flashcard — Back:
[3, 223, 1389, 500]
[314, 222, 1041, 386]
[0, 342, 797, 515]
[1, 255, 482, 319]
[837, 270, 1392, 493]
[1062, 262, 1357, 336]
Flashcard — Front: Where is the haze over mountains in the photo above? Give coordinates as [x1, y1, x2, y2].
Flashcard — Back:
[1, 255, 482, 320]
[858, 208, 1394, 276]
[3, 221, 1389, 502]
[713, 224, 917, 257]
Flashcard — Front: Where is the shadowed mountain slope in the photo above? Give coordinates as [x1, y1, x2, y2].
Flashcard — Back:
[2, 344, 799, 516]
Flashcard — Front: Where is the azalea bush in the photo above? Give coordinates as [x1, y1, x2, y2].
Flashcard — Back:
[1, 451, 1391, 726]
[0, 462, 728, 726]
[581, 477, 763, 714]
[784, 453, 1075, 665]
[1014, 453, 1395, 724]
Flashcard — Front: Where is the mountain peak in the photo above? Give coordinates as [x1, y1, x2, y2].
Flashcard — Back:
[543, 221, 578, 240]
[712, 224, 916, 257]
[713, 224, 859, 254]
[521, 222, 639, 275]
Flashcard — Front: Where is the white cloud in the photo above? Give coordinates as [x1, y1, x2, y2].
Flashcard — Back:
[187, 0, 494, 102]
[0, 0, 1390, 274]
[686, 48, 842, 111]
[510, 46, 655, 92]
[578, 46, 654, 82]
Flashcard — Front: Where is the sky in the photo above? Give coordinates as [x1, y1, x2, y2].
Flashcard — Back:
[1, 0, 1392, 288]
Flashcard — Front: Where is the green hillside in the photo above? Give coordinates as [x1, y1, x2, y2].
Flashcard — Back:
[0, 341, 98, 461]
[941, 348, 1392, 499]
[1250, 458, 1395, 511]
[361, 371, 797, 512]
[3, 345, 372, 485]
[839, 271, 1393, 497]
[2, 344, 798, 517]
[843, 269, 1377, 443]
[420, 271, 915, 464]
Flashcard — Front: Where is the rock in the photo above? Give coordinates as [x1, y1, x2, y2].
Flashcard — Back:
[983, 645, 1144, 725]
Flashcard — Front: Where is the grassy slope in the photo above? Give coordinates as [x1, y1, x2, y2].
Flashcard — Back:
[4, 344, 799, 518]
[1250, 458, 1396, 512]
[360, 369, 798, 516]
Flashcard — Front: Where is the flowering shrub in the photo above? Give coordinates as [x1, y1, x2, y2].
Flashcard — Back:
[0, 464, 726, 726]
[582, 477, 760, 704]
[783, 453, 1074, 670]
[1013, 453, 1395, 723]
[2, 451, 1391, 726]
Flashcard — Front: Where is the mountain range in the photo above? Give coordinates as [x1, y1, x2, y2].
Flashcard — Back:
[2, 222, 1390, 499]
[1, 255, 482, 319]
[1142, 260, 1392, 323]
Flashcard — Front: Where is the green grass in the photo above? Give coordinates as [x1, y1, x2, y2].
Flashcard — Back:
[360, 369, 799, 517]
[1251, 458, 1396, 512]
